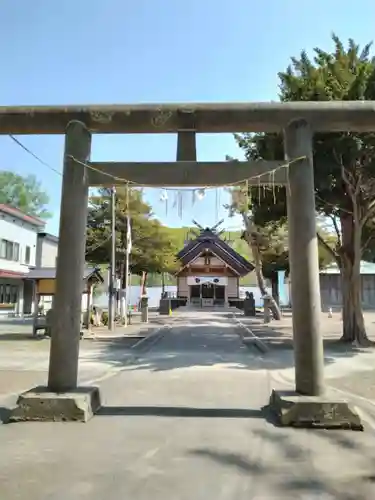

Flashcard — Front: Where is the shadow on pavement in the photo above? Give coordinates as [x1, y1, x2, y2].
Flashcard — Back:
[97, 405, 271, 420]
[0, 333, 45, 341]
[92, 314, 372, 373]
[233, 312, 375, 364]
[0, 318, 33, 326]
[191, 448, 265, 474]
[189, 425, 375, 499]
[0, 406, 11, 424]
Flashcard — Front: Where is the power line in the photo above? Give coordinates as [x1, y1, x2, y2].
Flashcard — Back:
[8, 135, 115, 257]
[9, 135, 62, 177]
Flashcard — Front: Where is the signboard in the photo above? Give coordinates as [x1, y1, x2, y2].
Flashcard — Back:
[37, 279, 56, 295]
[187, 276, 228, 286]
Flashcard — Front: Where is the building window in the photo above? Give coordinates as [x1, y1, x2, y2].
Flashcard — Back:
[0, 284, 18, 305]
[0, 240, 5, 259]
[5, 241, 13, 260]
[13, 242, 20, 261]
[25, 246, 31, 265]
[11, 286, 18, 304]
[0, 240, 21, 261]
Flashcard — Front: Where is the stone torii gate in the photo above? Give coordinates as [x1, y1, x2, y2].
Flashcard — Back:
[7, 102, 372, 428]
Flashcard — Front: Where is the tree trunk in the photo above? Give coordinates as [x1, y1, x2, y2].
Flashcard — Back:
[340, 214, 369, 345]
[120, 256, 132, 316]
[140, 271, 148, 296]
[271, 273, 279, 305]
[241, 213, 281, 320]
[121, 259, 126, 289]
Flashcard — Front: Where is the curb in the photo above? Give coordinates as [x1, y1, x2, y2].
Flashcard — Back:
[83, 319, 176, 385]
[131, 323, 169, 351]
[232, 313, 269, 354]
[82, 318, 170, 341]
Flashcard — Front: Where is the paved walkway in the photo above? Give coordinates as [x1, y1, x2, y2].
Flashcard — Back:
[234, 310, 375, 406]
[2, 308, 375, 498]
[0, 313, 169, 405]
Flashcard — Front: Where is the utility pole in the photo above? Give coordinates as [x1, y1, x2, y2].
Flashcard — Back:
[124, 184, 131, 327]
[108, 186, 116, 331]
[124, 218, 130, 327]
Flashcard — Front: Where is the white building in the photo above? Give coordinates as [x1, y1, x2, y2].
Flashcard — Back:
[0, 204, 47, 316]
[0, 204, 104, 319]
[36, 232, 59, 268]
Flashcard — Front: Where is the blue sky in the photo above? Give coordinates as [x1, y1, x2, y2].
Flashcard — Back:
[1, 0, 375, 235]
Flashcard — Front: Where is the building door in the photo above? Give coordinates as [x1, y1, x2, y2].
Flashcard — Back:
[201, 283, 214, 306]
[190, 284, 201, 306]
[23, 280, 34, 314]
[201, 283, 214, 299]
[214, 285, 225, 304]
[190, 285, 201, 298]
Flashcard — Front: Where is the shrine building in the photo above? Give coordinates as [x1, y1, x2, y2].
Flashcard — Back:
[175, 224, 254, 307]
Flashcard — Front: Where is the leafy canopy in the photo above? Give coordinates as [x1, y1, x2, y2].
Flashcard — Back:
[85, 187, 179, 275]
[0, 170, 51, 219]
[235, 35, 375, 255]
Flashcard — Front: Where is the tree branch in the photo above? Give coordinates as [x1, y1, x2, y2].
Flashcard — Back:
[315, 194, 352, 216]
[316, 232, 340, 266]
[329, 214, 342, 247]
[360, 200, 375, 228]
[341, 163, 356, 201]
[361, 235, 373, 253]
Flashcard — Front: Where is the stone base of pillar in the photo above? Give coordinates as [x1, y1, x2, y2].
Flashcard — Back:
[8, 386, 101, 423]
[268, 389, 363, 430]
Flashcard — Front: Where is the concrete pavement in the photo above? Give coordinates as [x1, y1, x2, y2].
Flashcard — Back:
[0, 313, 169, 409]
[233, 309, 375, 406]
[2, 308, 375, 498]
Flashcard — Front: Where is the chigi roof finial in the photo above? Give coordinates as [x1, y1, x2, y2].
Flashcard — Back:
[192, 219, 224, 234]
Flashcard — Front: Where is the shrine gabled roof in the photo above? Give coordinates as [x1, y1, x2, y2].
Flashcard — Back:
[176, 229, 254, 276]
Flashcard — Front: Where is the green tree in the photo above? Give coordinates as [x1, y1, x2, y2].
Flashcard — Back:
[257, 222, 335, 294]
[228, 182, 335, 313]
[227, 184, 283, 318]
[0, 171, 51, 218]
[85, 187, 179, 286]
[235, 34, 375, 344]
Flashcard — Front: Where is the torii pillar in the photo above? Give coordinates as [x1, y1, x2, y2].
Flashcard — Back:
[9, 121, 101, 423]
[284, 119, 324, 395]
[269, 119, 362, 430]
[48, 121, 92, 392]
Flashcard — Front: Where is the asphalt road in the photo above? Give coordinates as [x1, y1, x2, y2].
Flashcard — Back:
[2, 309, 375, 499]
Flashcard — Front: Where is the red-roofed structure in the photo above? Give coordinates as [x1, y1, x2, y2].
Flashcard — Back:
[0, 204, 45, 227]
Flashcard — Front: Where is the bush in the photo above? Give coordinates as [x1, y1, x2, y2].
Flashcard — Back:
[101, 311, 109, 325]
